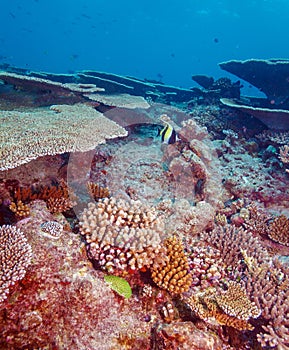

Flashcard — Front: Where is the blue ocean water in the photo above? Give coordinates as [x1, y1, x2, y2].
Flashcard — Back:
[1, 0, 288, 92]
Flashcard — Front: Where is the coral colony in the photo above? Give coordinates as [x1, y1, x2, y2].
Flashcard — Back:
[1, 59, 289, 349]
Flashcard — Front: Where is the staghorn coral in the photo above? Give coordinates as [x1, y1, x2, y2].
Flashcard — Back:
[189, 243, 227, 288]
[13, 180, 75, 214]
[243, 259, 289, 349]
[256, 130, 289, 145]
[268, 215, 289, 246]
[79, 197, 165, 272]
[279, 145, 289, 173]
[0, 103, 127, 170]
[0, 225, 32, 303]
[243, 204, 271, 237]
[279, 144, 289, 163]
[151, 236, 192, 294]
[46, 196, 74, 214]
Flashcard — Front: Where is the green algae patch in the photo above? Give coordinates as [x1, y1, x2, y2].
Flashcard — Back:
[104, 275, 132, 299]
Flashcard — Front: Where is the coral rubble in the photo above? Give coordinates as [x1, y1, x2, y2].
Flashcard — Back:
[1, 64, 289, 349]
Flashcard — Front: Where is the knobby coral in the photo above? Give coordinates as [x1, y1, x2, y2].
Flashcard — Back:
[79, 197, 165, 272]
[151, 236, 192, 294]
[0, 225, 32, 303]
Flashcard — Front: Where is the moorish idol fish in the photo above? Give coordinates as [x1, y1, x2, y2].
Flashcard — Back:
[159, 123, 178, 144]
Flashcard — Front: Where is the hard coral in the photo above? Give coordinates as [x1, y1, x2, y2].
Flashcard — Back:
[40, 221, 63, 240]
[0, 225, 32, 303]
[79, 197, 165, 272]
[87, 181, 110, 200]
[186, 283, 259, 331]
[9, 200, 30, 219]
[151, 236, 192, 294]
[268, 215, 289, 246]
[216, 281, 260, 321]
[0, 104, 127, 171]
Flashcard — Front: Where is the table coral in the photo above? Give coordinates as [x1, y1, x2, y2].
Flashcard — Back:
[186, 284, 259, 331]
[0, 103, 127, 170]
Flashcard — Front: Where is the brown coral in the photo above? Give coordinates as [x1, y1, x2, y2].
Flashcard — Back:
[268, 215, 289, 246]
[46, 196, 74, 214]
[0, 225, 32, 303]
[13, 180, 75, 214]
[9, 200, 30, 219]
[87, 181, 110, 200]
[151, 236, 192, 294]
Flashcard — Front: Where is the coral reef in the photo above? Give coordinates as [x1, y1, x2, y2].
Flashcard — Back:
[87, 181, 110, 200]
[219, 58, 289, 104]
[1, 64, 289, 349]
[186, 284, 259, 331]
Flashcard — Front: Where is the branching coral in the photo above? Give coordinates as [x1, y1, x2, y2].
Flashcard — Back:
[151, 236, 192, 294]
[201, 224, 269, 269]
[9, 200, 30, 219]
[13, 180, 75, 214]
[268, 215, 289, 246]
[0, 225, 32, 303]
[79, 197, 165, 272]
[186, 282, 260, 331]
[244, 259, 289, 349]
[243, 204, 271, 237]
[189, 243, 227, 288]
[86, 181, 110, 200]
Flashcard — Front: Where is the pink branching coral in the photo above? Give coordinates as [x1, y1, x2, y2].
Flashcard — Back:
[244, 260, 289, 349]
[201, 224, 269, 269]
[0, 225, 32, 303]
